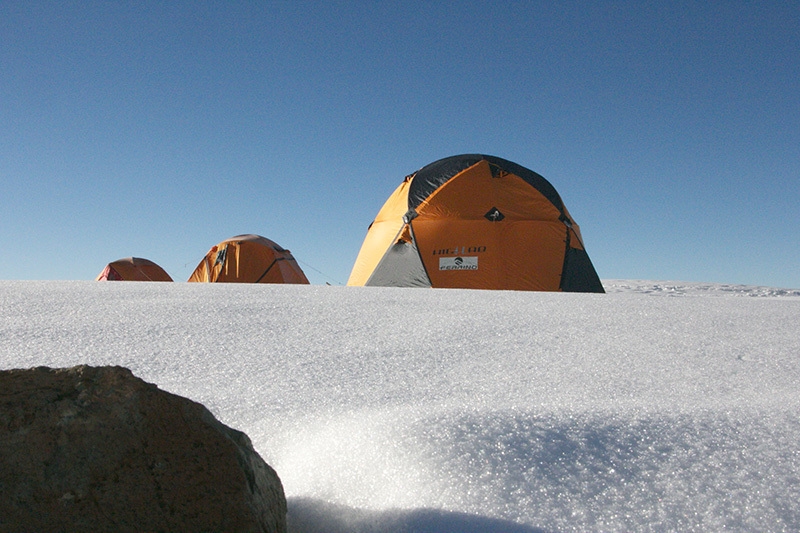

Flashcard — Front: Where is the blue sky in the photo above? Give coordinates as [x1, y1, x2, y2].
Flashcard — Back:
[2, 1, 798, 288]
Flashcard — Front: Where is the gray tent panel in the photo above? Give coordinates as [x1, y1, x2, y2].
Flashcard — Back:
[366, 236, 431, 288]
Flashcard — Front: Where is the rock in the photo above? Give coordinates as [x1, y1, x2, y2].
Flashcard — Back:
[0, 365, 286, 533]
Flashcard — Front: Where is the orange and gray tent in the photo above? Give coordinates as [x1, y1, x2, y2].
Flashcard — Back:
[188, 234, 309, 284]
[95, 257, 173, 282]
[347, 154, 604, 292]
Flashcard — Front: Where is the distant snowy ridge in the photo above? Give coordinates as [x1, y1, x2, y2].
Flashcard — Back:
[603, 279, 800, 297]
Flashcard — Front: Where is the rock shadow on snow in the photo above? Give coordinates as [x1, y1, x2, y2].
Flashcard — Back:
[287, 497, 548, 533]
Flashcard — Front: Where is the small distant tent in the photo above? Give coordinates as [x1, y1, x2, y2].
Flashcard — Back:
[348, 154, 604, 292]
[95, 257, 173, 282]
[188, 234, 310, 284]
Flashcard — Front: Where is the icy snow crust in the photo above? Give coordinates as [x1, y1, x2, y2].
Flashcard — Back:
[2, 280, 799, 532]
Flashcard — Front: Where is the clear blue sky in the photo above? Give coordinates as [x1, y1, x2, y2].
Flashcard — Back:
[2, 1, 798, 288]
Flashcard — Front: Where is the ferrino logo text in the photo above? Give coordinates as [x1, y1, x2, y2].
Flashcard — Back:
[434, 245, 485, 271]
[439, 256, 478, 271]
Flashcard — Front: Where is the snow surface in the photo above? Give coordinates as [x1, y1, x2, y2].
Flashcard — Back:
[2, 279, 799, 532]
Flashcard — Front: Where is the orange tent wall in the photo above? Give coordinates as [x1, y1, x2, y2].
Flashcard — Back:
[347, 154, 604, 292]
[95, 258, 173, 282]
[412, 160, 570, 291]
[187, 234, 309, 284]
[347, 178, 412, 286]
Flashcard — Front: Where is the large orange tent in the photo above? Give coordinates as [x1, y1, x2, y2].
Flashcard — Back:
[348, 154, 604, 292]
[95, 257, 173, 282]
[188, 234, 309, 284]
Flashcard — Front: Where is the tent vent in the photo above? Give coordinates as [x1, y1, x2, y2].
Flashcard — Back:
[484, 207, 505, 222]
[488, 163, 508, 178]
[215, 247, 228, 266]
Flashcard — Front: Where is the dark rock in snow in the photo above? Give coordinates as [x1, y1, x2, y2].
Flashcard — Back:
[0, 365, 286, 533]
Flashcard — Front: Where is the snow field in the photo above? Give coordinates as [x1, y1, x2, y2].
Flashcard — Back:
[1, 280, 799, 532]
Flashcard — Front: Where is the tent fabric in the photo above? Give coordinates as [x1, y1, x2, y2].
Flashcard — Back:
[347, 154, 604, 293]
[95, 257, 173, 282]
[187, 234, 309, 284]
